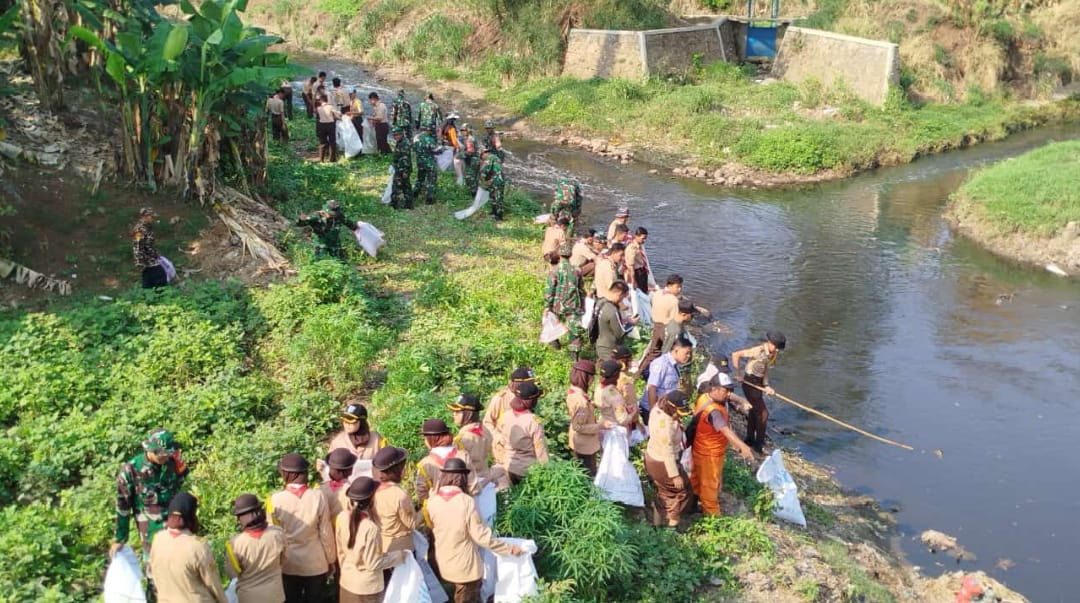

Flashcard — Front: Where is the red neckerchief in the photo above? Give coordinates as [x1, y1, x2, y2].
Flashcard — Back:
[513, 409, 532, 416]
[246, 528, 265, 539]
[429, 447, 458, 467]
[285, 483, 308, 498]
[326, 479, 346, 492]
[467, 423, 484, 437]
[436, 486, 461, 501]
[568, 386, 591, 403]
[167, 528, 184, 538]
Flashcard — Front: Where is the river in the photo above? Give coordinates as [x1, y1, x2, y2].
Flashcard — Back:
[294, 54, 1080, 600]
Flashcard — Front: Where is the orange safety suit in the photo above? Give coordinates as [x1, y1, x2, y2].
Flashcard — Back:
[690, 394, 729, 516]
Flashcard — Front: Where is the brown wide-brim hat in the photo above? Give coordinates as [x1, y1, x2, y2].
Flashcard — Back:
[372, 446, 408, 471]
[421, 418, 451, 436]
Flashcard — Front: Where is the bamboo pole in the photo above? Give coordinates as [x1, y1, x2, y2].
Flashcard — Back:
[742, 381, 914, 451]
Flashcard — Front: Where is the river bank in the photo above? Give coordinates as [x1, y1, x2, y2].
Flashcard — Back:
[946, 140, 1080, 275]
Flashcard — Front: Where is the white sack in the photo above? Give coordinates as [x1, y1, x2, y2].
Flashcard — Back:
[411, 531, 449, 603]
[481, 549, 498, 602]
[581, 297, 596, 330]
[380, 166, 394, 205]
[679, 447, 693, 474]
[593, 426, 644, 507]
[225, 578, 238, 603]
[336, 119, 363, 158]
[476, 482, 497, 527]
[628, 424, 648, 447]
[454, 157, 464, 186]
[756, 450, 807, 527]
[436, 147, 454, 171]
[158, 255, 176, 283]
[454, 187, 490, 220]
[632, 290, 653, 327]
[103, 545, 146, 603]
[539, 311, 569, 344]
[383, 553, 433, 603]
[361, 117, 377, 155]
[494, 538, 539, 603]
[533, 213, 551, 225]
[696, 363, 719, 390]
[353, 223, 386, 258]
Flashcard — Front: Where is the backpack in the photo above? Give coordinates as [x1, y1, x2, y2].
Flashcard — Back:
[588, 299, 605, 344]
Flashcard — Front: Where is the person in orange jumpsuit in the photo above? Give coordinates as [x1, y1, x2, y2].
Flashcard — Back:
[689, 373, 755, 516]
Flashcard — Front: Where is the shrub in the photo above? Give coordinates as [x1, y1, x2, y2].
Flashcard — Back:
[735, 127, 843, 174]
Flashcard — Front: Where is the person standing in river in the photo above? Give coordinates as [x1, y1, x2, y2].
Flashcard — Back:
[731, 330, 786, 453]
[479, 149, 506, 220]
[368, 92, 390, 154]
[390, 90, 413, 139]
[413, 124, 439, 205]
[391, 127, 414, 209]
[132, 208, 167, 289]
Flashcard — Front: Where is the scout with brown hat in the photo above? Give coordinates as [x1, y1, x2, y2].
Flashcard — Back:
[268, 453, 336, 603]
[327, 402, 388, 462]
[369, 446, 416, 583]
[499, 382, 550, 484]
[483, 367, 536, 466]
[416, 418, 474, 518]
[427, 458, 523, 603]
[225, 494, 287, 603]
[731, 330, 787, 453]
[149, 492, 229, 603]
[645, 391, 693, 527]
[320, 448, 358, 520]
[336, 477, 408, 603]
[449, 394, 510, 491]
[595, 359, 636, 434]
[565, 360, 607, 477]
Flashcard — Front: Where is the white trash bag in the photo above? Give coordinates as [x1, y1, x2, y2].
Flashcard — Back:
[696, 363, 719, 390]
[454, 187, 490, 220]
[628, 424, 648, 447]
[435, 147, 455, 171]
[380, 166, 395, 205]
[539, 311, 569, 344]
[476, 482, 497, 527]
[158, 255, 177, 283]
[593, 426, 644, 507]
[756, 450, 807, 527]
[336, 119, 363, 158]
[224, 578, 238, 603]
[353, 222, 386, 258]
[581, 297, 596, 330]
[361, 117, 377, 155]
[411, 531, 449, 603]
[454, 157, 465, 186]
[533, 213, 551, 225]
[679, 447, 693, 474]
[383, 552, 433, 603]
[494, 538, 539, 603]
[481, 548, 498, 603]
[632, 290, 653, 327]
[103, 545, 146, 603]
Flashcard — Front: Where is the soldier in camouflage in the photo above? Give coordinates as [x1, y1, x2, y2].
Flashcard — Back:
[296, 199, 360, 258]
[133, 208, 167, 289]
[413, 124, 439, 205]
[543, 241, 586, 358]
[482, 119, 504, 160]
[390, 89, 413, 139]
[555, 177, 583, 232]
[416, 92, 443, 134]
[111, 429, 188, 589]
[457, 123, 481, 195]
[479, 149, 506, 221]
[391, 127, 414, 210]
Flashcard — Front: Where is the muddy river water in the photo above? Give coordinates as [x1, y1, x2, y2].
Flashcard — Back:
[295, 55, 1080, 600]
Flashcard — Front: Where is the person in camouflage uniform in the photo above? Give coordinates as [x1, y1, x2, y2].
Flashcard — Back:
[390, 89, 413, 139]
[391, 127, 414, 209]
[296, 199, 360, 258]
[416, 92, 443, 134]
[457, 123, 481, 195]
[479, 149, 506, 221]
[549, 177, 582, 232]
[482, 119, 504, 161]
[132, 208, 167, 289]
[413, 124, 439, 205]
[543, 241, 586, 358]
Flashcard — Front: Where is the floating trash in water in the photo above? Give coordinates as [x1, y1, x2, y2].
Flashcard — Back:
[1046, 264, 1068, 277]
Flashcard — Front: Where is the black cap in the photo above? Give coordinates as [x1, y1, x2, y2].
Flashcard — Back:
[510, 367, 535, 382]
[341, 403, 367, 424]
[572, 359, 596, 375]
[278, 452, 310, 473]
[167, 491, 198, 521]
[326, 448, 358, 471]
[346, 476, 378, 501]
[664, 390, 691, 415]
[678, 300, 698, 315]
[447, 394, 482, 412]
[599, 360, 622, 379]
[232, 493, 262, 516]
[612, 345, 632, 360]
[766, 330, 787, 350]
[442, 458, 470, 474]
[516, 382, 541, 401]
[421, 418, 451, 435]
[373, 446, 408, 471]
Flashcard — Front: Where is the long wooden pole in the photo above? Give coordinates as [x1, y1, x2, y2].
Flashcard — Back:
[742, 381, 914, 451]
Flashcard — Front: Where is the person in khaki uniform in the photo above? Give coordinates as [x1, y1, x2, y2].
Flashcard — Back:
[606, 207, 630, 244]
[449, 394, 510, 491]
[416, 418, 474, 516]
[611, 345, 639, 402]
[595, 360, 635, 431]
[319, 449, 357, 522]
[565, 360, 605, 477]
[644, 390, 692, 527]
[624, 227, 652, 294]
[427, 458, 522, 603]
[336, 477, 408, 603]
[370, 446, 417, 562]
[593, 243, 624, 299]
[541, 217, 569, 263]
[327, 403, 388, 462]
[483, 367, 535, 466]
[148, 492, 227, 603]
[267, 453, 335, 603]
[224, 494, 287, 603]
[498, 382, 549, 484]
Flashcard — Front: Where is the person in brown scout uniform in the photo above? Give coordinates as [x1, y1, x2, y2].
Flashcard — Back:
[611, 345, 639, 407]
[370, 446, 416, 582]
[427, 458, 522, 603]
[224, 494, 287, 603]
[449, 394, 510, 491]
[319, 449, 357, 521]
[267, 453, 336, 603]
[416, 418, 473, 510]
[541, 217, 569, 263]
[327, 402, 387, 462]
[595, 360, 635, 433]
[148, 492, 227, 603]
[565, 360, 605, 477]
[593, 242, 624, 299]
[482, 367, 536, 466]
[639, 274, 683, 374]
[315, 96, 341, 163]
[569, 228, 601, 277]
[498, 382, 549, 484]
[624, 227, 652, 294]
[266, 89, 288, 142]
[336, 477, 408, 603]
[731, 330, 786, 453]
[606, 207, 630, 244]
[645, 390, 693, 527]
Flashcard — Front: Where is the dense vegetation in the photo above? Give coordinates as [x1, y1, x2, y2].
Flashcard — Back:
[953, 139, 1080, 237]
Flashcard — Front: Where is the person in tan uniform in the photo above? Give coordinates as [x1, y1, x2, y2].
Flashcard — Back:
[370, 446, 416, 557]
[315, 97, 341, 163]
[483, 367, 535, 466]
[569, 229, 603, 278]
[565, 360, 605, 477]
[624, 227, 652, 294]
[449, 394, 510, 491]
[644, 391, 692, 527]
[267, 453, 335, 603]
[266, 90, 288, 142]
[336, 477, 407, 603]
[593, 242, 624, 298]
[319, 448, 357, 522]
[640, 274, 683, 371]
[427, 458, 522, 603]
[541, 217, 569, 263]
[606, 207, 630, 244]
[611, 345, 639, 404]
[731, 330, 786, 453]
[148, 492, 228, 603]
[326, 403, 387, 462]
[595, 360, 635, 432]
[416, 418, 474, 521]
[225, 494, 287, 603]
[498, 382, 549, 484]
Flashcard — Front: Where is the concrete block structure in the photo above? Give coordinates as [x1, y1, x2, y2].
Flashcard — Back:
[563, 23, 732, 80]
[772, 26, 900, 106]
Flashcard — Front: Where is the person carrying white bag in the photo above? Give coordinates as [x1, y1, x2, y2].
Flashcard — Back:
[334, 477, 411, 603]
[427, 458, 525, 602]
[102, 544, 146, 603]
[493, 538, 540, 603]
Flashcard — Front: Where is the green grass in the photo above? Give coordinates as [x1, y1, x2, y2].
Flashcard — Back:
[955, 139, 1080, 236]
[819, 541, 897, 603]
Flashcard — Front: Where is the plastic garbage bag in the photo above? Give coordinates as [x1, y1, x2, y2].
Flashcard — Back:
[494, 538, 539, 603]
[594, 426, 644, 507]
[336, 119, 363, 158]
[411, 531, 449, 603]
[539, 311, 569, 344]
[383, 552, 433, 603]
[454, 188, 490, 220]
[628, 424, 648, 447]
[380, 166, 394, 205]
[696, 363, 720, 390]
[361, 117, 377, 155]
[224, 578, 238, 603]
[158, 256, 176, 283]
[353, 222, 386, 258]
[481, 549, 498, 602]
[435, 147, 454, 171]
[581, 297, 596, 330]
[756, 450, 807, 527]
[632, 290, 653, 327]
[454, 157, 464, 186]
[476, 482, 497, 527]
[533, 213, 551, 225]
[679, 447, 693, 474]
[103, 545, 146, 603]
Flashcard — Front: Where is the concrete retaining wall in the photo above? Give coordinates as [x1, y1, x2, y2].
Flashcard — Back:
[772, 26, 899, 106]
[563, 22, 733, 79]
[641, 24, 727, 75]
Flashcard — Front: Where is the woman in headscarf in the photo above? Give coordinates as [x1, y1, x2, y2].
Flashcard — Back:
[225, 494, 287, 603]
[565, 360, 604, 477]
[335, 477, 406, 603]
[268, 453, 336, 603]
[327, 402, 388, 461]
[498, 382, 549, 484]
[149, 492, 228, 603]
